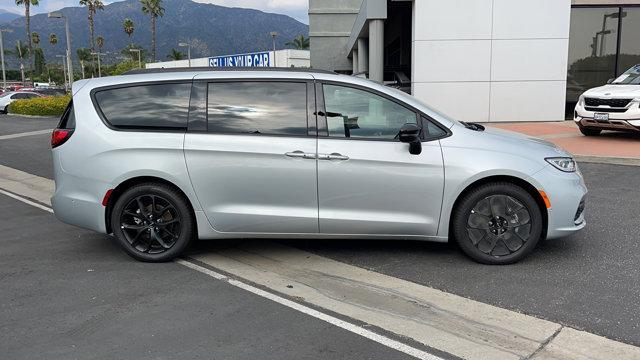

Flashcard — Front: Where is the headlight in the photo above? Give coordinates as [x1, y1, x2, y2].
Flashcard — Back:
[578, 95, 585, 107]
[546, 157, 577, 172]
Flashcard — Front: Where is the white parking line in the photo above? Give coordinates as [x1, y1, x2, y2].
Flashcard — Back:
[1, 165, 640, 360]
[0, 188, 53, 213]
[0, 129, 53, 141]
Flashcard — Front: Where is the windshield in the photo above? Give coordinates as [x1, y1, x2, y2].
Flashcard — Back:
[612, 65, 640, 84]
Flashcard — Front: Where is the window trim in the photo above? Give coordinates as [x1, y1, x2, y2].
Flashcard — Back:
[90, 80, 193, 133]
[316, 80, 451, 143]
[196, 78, 316, 139]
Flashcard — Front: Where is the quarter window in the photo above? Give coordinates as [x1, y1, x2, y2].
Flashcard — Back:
[322, 84, 417, 139]
[94, 83, 191, 129]
[207, 82, 307, 136]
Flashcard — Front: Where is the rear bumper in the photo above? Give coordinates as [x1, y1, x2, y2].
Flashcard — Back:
[51, 151, 109, 234]
[532, 165, 588, 240]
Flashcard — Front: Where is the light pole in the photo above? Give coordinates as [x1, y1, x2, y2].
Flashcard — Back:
[91, 52, 103, 77]
[56, 54, 68, 92]
[48, 11, 73, 89]
[0, 28, 12, 91]
[270, 31, 278, 67]
[130, 49, 142, 69]
[178, 42, 191, 67]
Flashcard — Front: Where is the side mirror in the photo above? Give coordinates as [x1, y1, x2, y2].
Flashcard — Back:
[398, 123, 422, 155]
[607, 78, 614, 84]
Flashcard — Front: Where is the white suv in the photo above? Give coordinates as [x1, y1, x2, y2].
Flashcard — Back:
[574, 64, 640, 136]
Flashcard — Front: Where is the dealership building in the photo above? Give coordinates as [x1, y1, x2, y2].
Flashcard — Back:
[309, 0, 640, 122]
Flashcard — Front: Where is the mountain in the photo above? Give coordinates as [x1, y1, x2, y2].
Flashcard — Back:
[0, 0, 308, 67]
[0, 10, 20, 24]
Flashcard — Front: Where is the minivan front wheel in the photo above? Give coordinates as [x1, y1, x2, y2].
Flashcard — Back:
[111, 183, 194, 262]
[452, 182, 543, 265]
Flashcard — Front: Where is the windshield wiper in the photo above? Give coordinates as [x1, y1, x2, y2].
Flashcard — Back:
[461, 121, 485, 132]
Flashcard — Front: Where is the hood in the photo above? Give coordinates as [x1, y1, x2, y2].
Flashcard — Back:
[449, 124, 572, 159]
[583, 84, 640, 98]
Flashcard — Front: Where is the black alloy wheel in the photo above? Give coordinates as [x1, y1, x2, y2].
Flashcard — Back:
[453, 182, 543, 264]
[111, 183, 194, 262]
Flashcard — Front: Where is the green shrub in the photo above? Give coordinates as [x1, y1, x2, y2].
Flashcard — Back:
[8, 95, 71, 117]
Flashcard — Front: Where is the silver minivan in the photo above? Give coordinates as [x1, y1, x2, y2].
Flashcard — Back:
[51, 68, 587, 264]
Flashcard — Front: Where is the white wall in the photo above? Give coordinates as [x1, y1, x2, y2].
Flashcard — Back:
[412, 0, 571, 122]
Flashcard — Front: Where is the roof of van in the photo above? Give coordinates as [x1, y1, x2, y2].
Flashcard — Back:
[124, 67, 338, 76]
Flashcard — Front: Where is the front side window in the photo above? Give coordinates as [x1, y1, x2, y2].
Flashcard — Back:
[323, 84, 417, 139]
[94, 83, 191, 129]
[207, 82, 307, 136]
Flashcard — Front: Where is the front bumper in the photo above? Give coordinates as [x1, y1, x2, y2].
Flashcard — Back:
[532, 165, 588, 240]
[574, 103, 640, 132]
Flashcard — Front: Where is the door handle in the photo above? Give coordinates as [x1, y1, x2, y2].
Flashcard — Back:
[319, 153, 349, 161]
[285, 151, 316, 159]
[285, 151, 305, 158]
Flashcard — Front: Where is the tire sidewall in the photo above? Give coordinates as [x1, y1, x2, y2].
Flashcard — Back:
[111, 184, 194, 262]
[453, 183, 543, 265]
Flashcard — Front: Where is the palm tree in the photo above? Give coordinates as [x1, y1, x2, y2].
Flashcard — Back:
[76, 48, 92, 79]
[10, 40, 29, 83]
[80, 0, 104, 77]
[123, 18, 135, 41]
[49, 33, 58, 46]
[15, 0, 39, 79]
[96, 36, 104, 50]
[140, 0, 164, 62]
[286, 35, 309, 50]
[167, 49, 184, 60]
[79, 0, 104, 55]
[31, 32, 40, 48]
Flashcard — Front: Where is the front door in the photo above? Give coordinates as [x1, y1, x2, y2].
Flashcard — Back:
[316, 83, 445, 236]
[184, 79, 319, 234]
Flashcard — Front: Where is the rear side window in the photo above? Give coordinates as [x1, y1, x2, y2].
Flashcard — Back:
[207, 82, 307, 136]
[94, 83, 191, 130]
[58, 100, 75, 129]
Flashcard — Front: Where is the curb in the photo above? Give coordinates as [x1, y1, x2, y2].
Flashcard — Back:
[574, 155, 640, 167]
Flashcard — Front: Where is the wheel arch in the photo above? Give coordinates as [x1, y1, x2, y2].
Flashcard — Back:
[447, 175, 548, 241]
[105, 176, 197, 235]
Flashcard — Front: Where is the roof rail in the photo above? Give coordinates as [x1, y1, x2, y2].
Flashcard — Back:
[123, 67, 338, 75]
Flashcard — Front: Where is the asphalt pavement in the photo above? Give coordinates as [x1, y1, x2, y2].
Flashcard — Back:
[1, 113, 639, 357]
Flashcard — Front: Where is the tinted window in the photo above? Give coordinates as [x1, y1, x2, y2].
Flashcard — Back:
[207, 82, 307, 136]
[95, 83, 191, 129]
[423, 117, 446, 138]
[58, 100, 75, 129]
[323, 84, 417, 139]
[11, 94, 23, 99]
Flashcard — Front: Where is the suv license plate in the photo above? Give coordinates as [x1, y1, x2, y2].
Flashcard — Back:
[594, 113, 609, 121]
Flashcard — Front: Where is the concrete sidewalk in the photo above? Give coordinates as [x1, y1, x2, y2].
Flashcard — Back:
[489, 121, 640, 165]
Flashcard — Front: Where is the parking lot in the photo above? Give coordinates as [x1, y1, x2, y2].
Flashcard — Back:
[1, 114, 639, 359]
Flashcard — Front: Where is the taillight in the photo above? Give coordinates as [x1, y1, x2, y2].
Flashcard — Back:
[51, 129, 73, 148]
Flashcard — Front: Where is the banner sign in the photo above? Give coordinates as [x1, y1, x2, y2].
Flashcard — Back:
[209, 52, 271, 67]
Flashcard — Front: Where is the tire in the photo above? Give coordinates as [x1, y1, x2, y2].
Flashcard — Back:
[2, 106, 7, 114]
[579, 126, 602, 136]
[452, 182, 543, 265]
[110, 183, 195, 262]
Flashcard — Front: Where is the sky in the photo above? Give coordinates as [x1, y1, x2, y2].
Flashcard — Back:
[0, 0, 310, 24]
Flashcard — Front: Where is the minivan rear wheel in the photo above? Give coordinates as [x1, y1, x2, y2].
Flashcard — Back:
[111, 183, 194, 262]
[452, 182, 543, 265]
